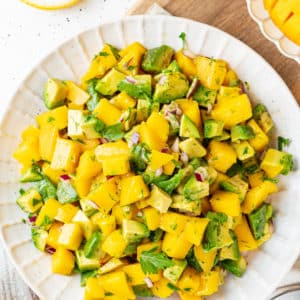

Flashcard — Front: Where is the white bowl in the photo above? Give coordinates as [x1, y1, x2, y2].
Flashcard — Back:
[0, 15, 300, 300]
[246, 0, 300, 63]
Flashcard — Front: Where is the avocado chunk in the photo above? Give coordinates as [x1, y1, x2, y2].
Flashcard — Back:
[57, 179, 78, 204]
[133, 285, 154, 297]
[99, 257, 124, 275]
[43, 78, 67, 109]
[136, 99, 151, 122]
[72, 210, 94, 240]
[154, 169, 185, 195]
[31, 227, 48, 251]
[162, 60, 181, 73]
[37, 177, 57, 201]
[192, 85, 217, 109]
[86, 79, 101, 111]
[142, 45, 174, 73]
[183, 175, 209, 201]
[220, 175, 248, 202]
[179, 138, 206, 158]
[16, 188, 43, 213]
[79, 198, 98, 217]
[171, 195, 202, 215]
[214, 131, 231, 141]
[95, 68, 125, 96]
[253, 104, 274, 133]
[81, 114, 105, 139]
[204, 119, 224, 138]
[248, 203, 273, 240]
[20, 165, 43, 183]
[221, 256, 247, 277]
[76, 249, 100, 271]
[68, 109, 85, 139]
[84, 231, 101, 258]
[163, 259, 187, 284]
[230, 124, 255, 142]
[232, 141, 255, 161]
[122, 219, 150, 243]
[148, 185, 172, 213]
[179, 114, 201, 138]
[121, 108, 137, 131]
[153, 72, 189, 103]
[219, 230, 240, 261]
[118, 74, 152, 99]
[80, 270, 98, 287]
[202, 212, 233, 252]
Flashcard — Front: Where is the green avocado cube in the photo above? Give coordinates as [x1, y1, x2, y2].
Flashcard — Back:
[179, 137, 206, 158]
[32, 227, 48, 251]
[163, 259, 187, 284]
[20, 165, 43, 183]
[179, 114, 201, 138]
[204, 119, 224, 138]
[122, 219, 150, 243]
[219, 230, 240, 261]
[192, 85, 217, 108]
[221, 256, 247, 277]
[231, 124, 255, 142]
[43, 78, 67, 109]
[16, 188, 43, 213]
[220, 175, 249, 202]
[57, 179, 78, 204]
[75, 249, 100, 271]
[183, 175, 209, 201]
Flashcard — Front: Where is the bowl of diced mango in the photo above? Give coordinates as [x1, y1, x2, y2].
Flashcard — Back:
[0, 15, 300, 300]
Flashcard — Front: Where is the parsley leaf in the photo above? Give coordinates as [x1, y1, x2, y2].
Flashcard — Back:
[262, 175, 279, 184]
[99, 51, 109, 57]
[179, 32, 186, 48]
[278, 136, 291, 151]
[103, 123, 124, 141]
[167, 283, 180, 291]
[140, 247, 174, 274]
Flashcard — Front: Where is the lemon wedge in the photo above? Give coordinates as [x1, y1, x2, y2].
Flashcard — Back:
[21, 0, 80, 10]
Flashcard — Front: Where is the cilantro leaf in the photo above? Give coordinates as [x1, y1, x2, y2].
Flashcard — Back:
[278, 136, 291, 151]
[86, 79, 101, 111]
[103, 123, 124, 141]
[179, 32, 186, 48]
[140, 247, 174, 274]
[167, 283, 180, 291]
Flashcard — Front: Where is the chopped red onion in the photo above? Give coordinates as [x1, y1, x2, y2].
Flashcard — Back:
[158, 75, 167, 85]
[131, 132, 140, 145]
[86, 200, 99, 209]
[125, 76, 137, 84]
[100, 138, 108, 144]
[195, 167, 208, 181]
[175, 108, 183, 116]
[180, 152, 189, 164]
[144, 277, 154, 288]
[29, 215, 37, 223]
[186, 78, 199, 98]
[161, 147, 169, 153]
[45, 246, 56, 255]
[171, 138, 180, 153]
[119, 116, 124, 122]
[137, 211, 143, 217]
[60, 174, 71, 181]
[155, 167, 163, 177]
[106, 176, 114, 180]
[194, 172, 204, 182]
[183, 48, 196, 59]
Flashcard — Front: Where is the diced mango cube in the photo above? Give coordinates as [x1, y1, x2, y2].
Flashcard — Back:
[46, 222, 63, 249]
[102, 155, 130, 176]
[102, 230, 127, 258]
[143, 207, 161, 231]
[39, 125, 58, 161]
[36, 105, 68, 130]
[95, 140, 130, 160]
[183, 217, 209, 246]
[160, 212, 189, 235]
[36, 198, 62, 229]
[162, 232, 192, 259]
[111, 92, 136, 110]
[140, 122, 166, 151]
[197, 271, 220, 296]
[146, 112, 169, 144]
[97, 216, 116, 236]
[247, 119, 269, 152]
[55, 204, 79, 223]
[84, 277, 105, 300]
[194, 244, 217, 272]
[177, 267, 201, 294]
[175, 50, 197, 78]
[58, 223, 83, 251]
[176, 99, 201, 127]
[52, 247, 75, 275]
[234, 215, 257, 251]
[66, 80, 90, 105]
[149, 150, 174, 170]
[93, 98, 122, 125]
[152, 277, 174, 299]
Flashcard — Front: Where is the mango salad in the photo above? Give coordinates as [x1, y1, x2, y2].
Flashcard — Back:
[13, 35, 294, 300]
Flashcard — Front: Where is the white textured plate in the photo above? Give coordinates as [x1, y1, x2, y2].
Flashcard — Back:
[0, 15, 300, 300]
[246, 0, 300, 63]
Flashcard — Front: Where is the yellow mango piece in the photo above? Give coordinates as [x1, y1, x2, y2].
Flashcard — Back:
[160, 212, 189, 235]
[102, 155, 130, 176]
[207, 141, 237, 173]
[256, 223, 272, 247]
[102, 230, 127, 258]
[140, 122, 166, 151]
[179, 292, 203, 300]
[232, 141, 255, 161]
[52, 247, 75, 275]
[210, 190, 241, 217]
[95, 140, 130, 160]
[194, 244, 217, 272]
[247, 119, 269, 152]
[222, 69, 239, 86]
[176, 99, 201, 127]
[270, 0, 292, 29]
[73, 176, 92, 198]
[84, 277, 105, 299]
[175, 50, 197, 78]
[194, 56, 227, 90]
[137, 241, 162, 261]
[218, 86, 241, 98]
[88, 180, 119, 213]
[234, 215, 257, 251]
[163, 153, 179, 175]
[146, 112, 170, 144]
[55, 204, 79, 223]
[123, 263, 160, 286]
[162, 232, 192, 259]
[118, 42, 146, 75]
[111, 92, 136, 110]
[93, 98, 122, 125]
[39, 125, 58, 162]
[242, 181, 277, 214]
[178, 267, 201, 294]
[150, 150, 174, 170]
[82, 44, 118, 84]
[282, 14, 300, 45]
[46, 222, 63, 249]
[143, 207, 161, 231]
[197, 271, 220, 296]
[36, 198, 62, 229]
[97, 215, 116, 236]
[66, 80, 90, 106]
[58, 223, 83, 251]
[211, 94, 252, 129]
[36, 105, 68, 130]
[152, 277, 174, 299]
[78, 139, 100, 152]
[112, 205, 134, 225]
[183, 217, 209, 246]
[51, 138, 81, 173]
[98, 271, 135, 299]
[120, 175, 150, 206]
[76, 150, 102, 179]
[248, 171, 264, 188]
[263, 0, 278, 10]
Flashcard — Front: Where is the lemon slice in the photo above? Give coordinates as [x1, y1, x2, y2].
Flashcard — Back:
[21, 0, 80, 10]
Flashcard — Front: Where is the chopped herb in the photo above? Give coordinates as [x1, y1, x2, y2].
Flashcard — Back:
[21, 218, 26, 224]
[19, 188, 26, 195]
[167, 283, 180, 291]
[243, 147, 249, 155]
[127, 65, 136, 71]
[32, 198, 41, 206]
[99, 51, 109, 57]
[278, 136, 291, 151]
[103, 123, 124, 141]
[184, 288, 192, 292]
[104, 292, 114, 296]
[179, 32, 186, 48]
[133, 285, 153, 297]
[40, 215, 52, 227]
[244, 81, 250, 91]
[47, 116, 55, 122]
[262, 175, 279, 184]
[140, 247, 174, 274]
[229, 79, 240, 87]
